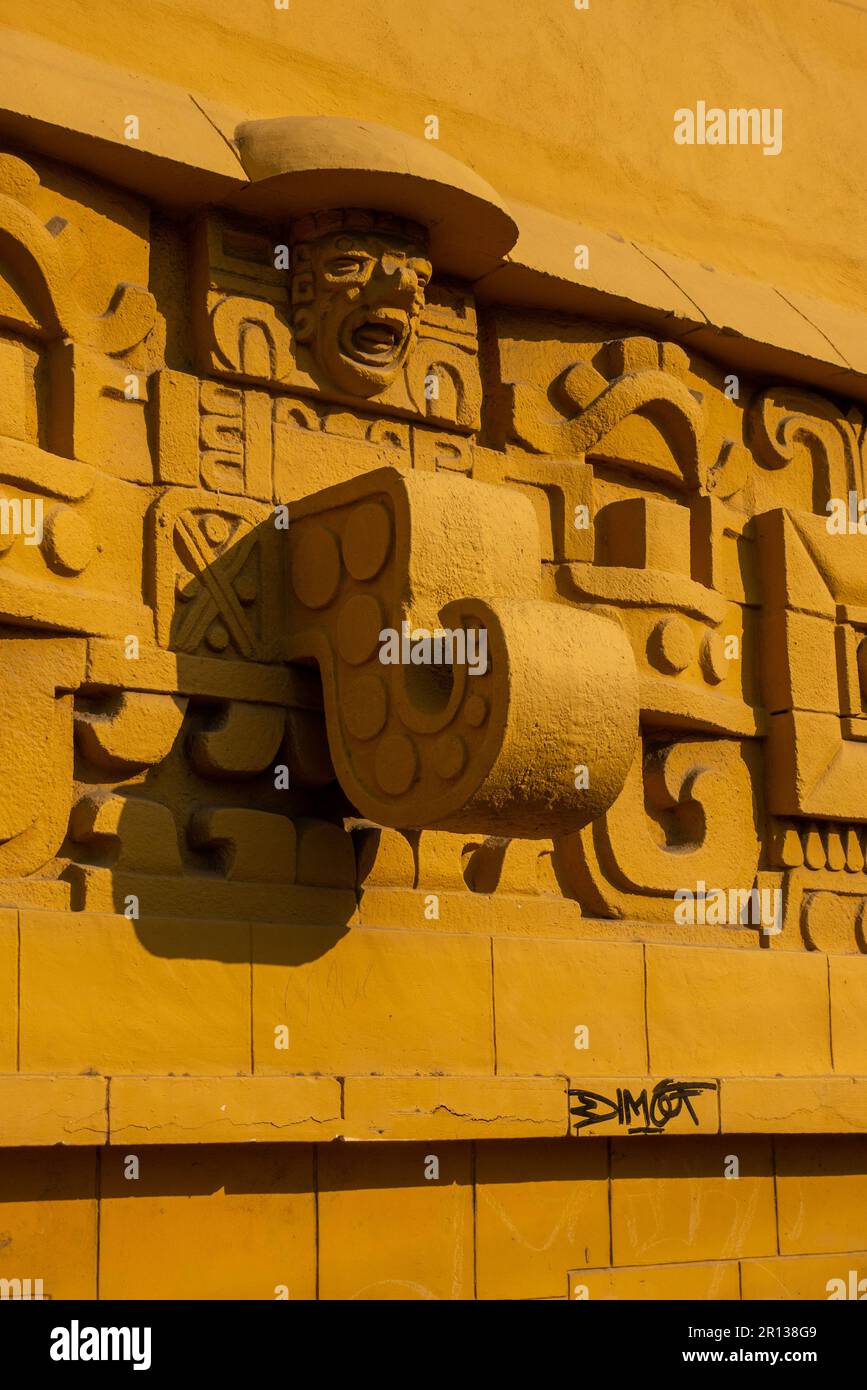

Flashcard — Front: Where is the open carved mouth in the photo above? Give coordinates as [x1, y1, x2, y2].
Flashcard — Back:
[342, 309, 409, 367]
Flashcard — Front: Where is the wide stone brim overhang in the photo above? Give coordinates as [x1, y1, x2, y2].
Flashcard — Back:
[227, 115, 519, 280]
[0, 32, 862, 397]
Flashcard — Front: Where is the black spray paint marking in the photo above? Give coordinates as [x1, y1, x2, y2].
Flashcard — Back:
[568, 1078, 717, 1135]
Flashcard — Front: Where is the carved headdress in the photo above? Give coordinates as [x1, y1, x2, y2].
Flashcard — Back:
[225, 116, 517, 396]
[229, 114, 518, 279]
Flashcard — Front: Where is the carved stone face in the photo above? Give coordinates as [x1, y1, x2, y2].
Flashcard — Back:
[291, 225, 432, 396]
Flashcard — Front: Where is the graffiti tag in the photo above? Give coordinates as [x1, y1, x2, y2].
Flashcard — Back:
[568, 1077, 717, 1135]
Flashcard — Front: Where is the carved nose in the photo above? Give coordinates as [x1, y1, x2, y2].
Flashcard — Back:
[379, 257, 416, 294]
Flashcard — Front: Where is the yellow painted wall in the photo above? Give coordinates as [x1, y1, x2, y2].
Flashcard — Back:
[1, 2, 867, 1305]
[0, 0, 864, 311]
[2, 908, 867, 1299]
[3, 1136, 867, 1300]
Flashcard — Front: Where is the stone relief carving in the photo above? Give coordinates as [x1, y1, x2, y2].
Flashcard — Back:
[0, 121, 865, 952]
[289, 209, 432, 397]
[285, 466, 637, 836]
[191, 210, 482, 432]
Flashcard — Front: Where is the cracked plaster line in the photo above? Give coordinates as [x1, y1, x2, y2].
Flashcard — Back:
[23, 1110, 105, 1135]
[110, 1116, 336, 1135]
[398, 1105, 553, 1123]
[188, 92, 247, 174]
[629, 242, 710, 326]
[774, 288, 853, 369]
[631, 240, 859, 382]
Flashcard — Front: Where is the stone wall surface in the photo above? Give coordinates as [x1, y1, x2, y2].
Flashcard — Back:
[4, 1135, 867, 1301]
[0, 1, 864, 1301]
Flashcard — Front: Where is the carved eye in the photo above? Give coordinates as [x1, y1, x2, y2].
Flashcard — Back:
[327, 256, 365, 276]
[411, 262, 432, 289]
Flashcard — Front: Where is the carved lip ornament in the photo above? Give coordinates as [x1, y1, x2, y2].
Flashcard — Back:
[345, 306, 409, 365]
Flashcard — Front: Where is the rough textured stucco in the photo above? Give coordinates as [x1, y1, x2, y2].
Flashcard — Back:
[0, 3, 865, 1304]
[0, 0, 865, 311]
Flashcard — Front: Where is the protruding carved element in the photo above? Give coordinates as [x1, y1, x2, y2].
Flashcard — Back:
[559, 738, 761, 922]
[289, 209, 431, 398]
[209, 296, 294, 382]
[473, 452, 595, 562]
[189, 808, 355, 887]
[283, 708, 335, 788]
[286, 466, 639, 835]
[294, 817, 356, 888]
[758, 508, 867, 820]
[70, 791, 184, 874]
[801, 892, 867, 954]
[0, 637, 84, 877]
[75, 691, 188, 773]
[189, 700, 285, 778]
[0, 336, 98, 499]
[48, 340, 153, 480]
[749, 389, 865, 507]
[354, 822, 417, 888]
[198, 381, 272, 500]
[189, 807, 296, 881]
[231, 114, 518, 278]
[192, 210, 482, 429]
[150, 488, 283, 661]
[501, 336, 704, 486]
[0, 179, 156, 354]
[462, 836, 547, 895]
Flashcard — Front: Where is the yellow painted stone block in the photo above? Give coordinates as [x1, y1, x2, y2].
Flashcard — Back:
[0, 1075, 106, 1145]
[611, 1136, 776, 1266]
[19, 911, 251, 1075]
[741, 1251, 867, 1300]
[318, 1141, 473, 1300]
[722, 1077, 867, 1133]
[253, 925, 493, 1075]
[829, 958, 867, 1074]
[7, 0, 865, 321]
[99, 1144, 316, 1299]
[646, 945, 831, 1076]
[0, 909, 16, 1071]
[775, 1136, 867, 1256]
[0, 1148, 97, 1298]
[569, 1259, 739, 1300]
[569, 1076, 719, 1138]
[342, 1076, 565, 1140]
[357, 887, 584, 937]
[493, 938, 646, 1075]
[476, 1139, 608, 1300]
[109, 1076, 341, 1143]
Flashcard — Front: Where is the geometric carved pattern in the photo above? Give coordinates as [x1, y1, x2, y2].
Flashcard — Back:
[560, 736, 762, 923]
[151, 489, 283, 662]
[758, 508, 867, 820]
[3, 135, 867, 940]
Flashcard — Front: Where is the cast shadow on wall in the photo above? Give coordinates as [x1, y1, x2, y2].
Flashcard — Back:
[64, 510, 566, 962]
[67, 515, 356, 964]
